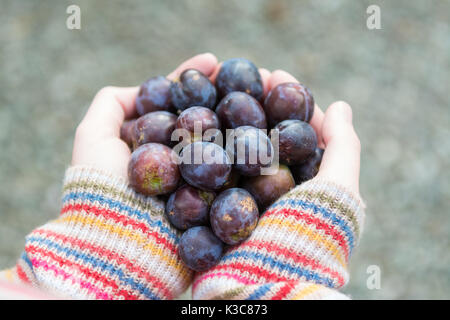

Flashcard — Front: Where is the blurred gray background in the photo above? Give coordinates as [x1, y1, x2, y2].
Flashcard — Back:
[0, 0, 449, 299]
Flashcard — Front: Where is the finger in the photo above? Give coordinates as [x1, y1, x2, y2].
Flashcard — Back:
[167, 53, 218, 80]
[270, 70, 325, 147]
[316, 101, 361, 194]
[209, 62, 222, 84]
[79, 86, 139, 138]
[269, 69, 298, 88]
[79, 53, 218, 141]
[311, 106, 325, 148]
[259, 68, 271, 98]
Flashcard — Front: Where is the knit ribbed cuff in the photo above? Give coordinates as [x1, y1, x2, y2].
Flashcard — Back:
[22, 165, 193, 300]
[62, 165, 165, 217]
[192, 178, 365, 299]
[278, 178, 366, 247]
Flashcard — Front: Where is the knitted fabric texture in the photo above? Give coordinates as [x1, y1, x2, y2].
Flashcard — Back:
[192, 179, 365, 300]
[0, 166, 193, 299]
[0, 166, 365, 300]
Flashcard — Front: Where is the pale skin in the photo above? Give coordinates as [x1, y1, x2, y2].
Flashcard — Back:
[72, 53, 361, 196]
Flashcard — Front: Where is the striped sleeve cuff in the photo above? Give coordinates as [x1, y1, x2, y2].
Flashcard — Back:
[193, 179, 365, 300]
[21, 165, 193, 299]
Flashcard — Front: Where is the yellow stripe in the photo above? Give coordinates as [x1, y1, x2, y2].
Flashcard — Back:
[0, 269, 15, 282]
[258, 217, 347, 268]
[53, 214, 190, 280]
[292, 283, 321, 300]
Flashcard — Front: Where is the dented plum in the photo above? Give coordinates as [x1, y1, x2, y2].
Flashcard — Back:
[170, 69, 217, 111]
[210, 188, 259, 245]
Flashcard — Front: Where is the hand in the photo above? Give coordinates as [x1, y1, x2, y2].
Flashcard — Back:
[259, 70, 361, 195]
[216, 66, 361, 195]
[71, 53, 219, 180]
[73, 53, 361, 196]
[191, 68, 362, 300]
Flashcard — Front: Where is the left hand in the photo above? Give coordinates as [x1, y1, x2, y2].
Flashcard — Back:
[71, 53, 219, 179]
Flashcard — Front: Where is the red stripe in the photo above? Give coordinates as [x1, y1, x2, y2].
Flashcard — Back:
[61, 203, 177, 255]
[31, 228, 173, 299]
[30, 257, 111, 299]
[15, 265, 31, 284]
[210, 262, 291, 283]
[271, 282, 295, 300]
[263, 207, 349, 259]
[193, 272, 257, 290]
[236, 240, 344, 286]
[26, 244, 139, 300]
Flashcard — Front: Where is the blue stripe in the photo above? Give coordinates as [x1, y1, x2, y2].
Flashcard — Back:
[20, 251, 37, 279]
[27, 236, 160, 299]
[62, 192, 178, 243]
[269, 198, 355, 253]
[20, 251, 33, 270]
[222, 250, 336, 288]
[246, 283, 274, 300]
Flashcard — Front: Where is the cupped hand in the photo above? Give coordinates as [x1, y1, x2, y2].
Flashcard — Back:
[211, 65, 361, 195]
[72, 53, 361, 196]
[267, 70, 361, 195]
[71, 53, 219, 180]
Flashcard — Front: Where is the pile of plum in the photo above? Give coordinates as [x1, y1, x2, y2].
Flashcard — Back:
[120, 58, 324, 271]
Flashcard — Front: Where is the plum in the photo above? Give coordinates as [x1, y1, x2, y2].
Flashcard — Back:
[133, 111, 177, 147]
[242, 164, 295, 211]
[128, 143, 180, 196]
[120, 119, 136, 149]
[179, 142, 232, 191]
[290, 147, 324, 184]
[229, 126, 273, 176]
[210, 188, 259, 245]
[165, 185, 215, 230]
[216, 58, 263, 101]
[264, 82, 314, 127]
[216, 92, 267, 129]
[170, 69, 217, 111]
[176, 106, 221, 143]
[178, 226, 224, 272]
[273, 119, 317, 165]
[136, 76, 173, 116]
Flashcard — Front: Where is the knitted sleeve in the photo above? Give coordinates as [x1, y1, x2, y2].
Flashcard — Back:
[192, 179, 365, 300]
[0, 166, 193, 299]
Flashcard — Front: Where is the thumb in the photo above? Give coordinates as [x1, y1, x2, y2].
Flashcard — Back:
[316, 101, 361, 194]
